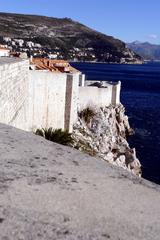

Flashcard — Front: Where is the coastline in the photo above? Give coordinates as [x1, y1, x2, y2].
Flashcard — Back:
[71, 61, 160, 184]
[70, 60, 144, 65]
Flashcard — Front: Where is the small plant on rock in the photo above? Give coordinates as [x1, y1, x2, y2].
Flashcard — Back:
[79, 107, 95, 124]
[35, 128, 73, 146]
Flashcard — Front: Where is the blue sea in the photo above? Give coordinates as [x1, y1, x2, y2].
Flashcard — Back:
[71, 62, 160, 184]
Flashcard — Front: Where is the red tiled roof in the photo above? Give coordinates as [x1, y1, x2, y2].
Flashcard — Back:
[30, 58, 80, 73]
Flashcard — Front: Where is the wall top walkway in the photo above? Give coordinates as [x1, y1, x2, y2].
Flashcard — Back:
[0, 57, 28, 65]
[85, 80, 121, 87]
[0, 123, 159, 240]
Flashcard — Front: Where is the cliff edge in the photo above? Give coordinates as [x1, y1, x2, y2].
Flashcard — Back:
[72, 104, 141, 176]
[0, 123, 160, 239]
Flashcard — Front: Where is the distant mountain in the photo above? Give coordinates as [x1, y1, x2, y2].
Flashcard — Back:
[127, 41, 160, 60]
[0, 12, 142, 63]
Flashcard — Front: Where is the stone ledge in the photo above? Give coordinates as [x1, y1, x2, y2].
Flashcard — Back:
[0, 123, 159, 239]
[0, 57, 28, 65]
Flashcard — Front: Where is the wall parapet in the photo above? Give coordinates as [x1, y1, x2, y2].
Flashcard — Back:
[78, 80, 121, 111]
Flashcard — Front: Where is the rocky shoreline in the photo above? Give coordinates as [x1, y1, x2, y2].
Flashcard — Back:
[72, 104, 141, 176]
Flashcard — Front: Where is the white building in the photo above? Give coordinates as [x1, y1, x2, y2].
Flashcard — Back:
[0, 47, 10, 57]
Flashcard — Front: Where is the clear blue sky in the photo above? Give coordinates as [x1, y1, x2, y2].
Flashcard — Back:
[0, 0, 160, 44]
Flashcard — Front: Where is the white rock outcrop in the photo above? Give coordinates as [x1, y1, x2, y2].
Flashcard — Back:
[72, 104, 141, 176]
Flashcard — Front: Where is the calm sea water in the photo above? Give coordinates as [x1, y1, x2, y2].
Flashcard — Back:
[71, 62, 160, 184]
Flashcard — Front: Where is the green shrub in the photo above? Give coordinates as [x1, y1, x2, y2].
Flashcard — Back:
[35, 128, 73, 146]
[35, 128, 44, 137]
[79, 107, 95, 124]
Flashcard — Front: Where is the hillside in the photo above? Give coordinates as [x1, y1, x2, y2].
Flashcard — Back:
[0, 12, 142, 63]
[127, 41, 160, 60]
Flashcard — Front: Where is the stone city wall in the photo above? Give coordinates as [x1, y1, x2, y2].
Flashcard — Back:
[0, 58, 29, 130]
[64, 73, 79, 132]
[78, 81, 121, 110]
[28, 71, 67, 131]
[0, 58, 121, 133]
[28, 71, 80, 132]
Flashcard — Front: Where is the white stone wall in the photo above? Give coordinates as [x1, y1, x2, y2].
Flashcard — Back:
[28, 71, 67, 131]
[0, 50, 10, 57]
[64, 73, 79, 132]
[78, 85, 113, 110]
[79, 74, 85, 86]
[0, 58, 121, 133]
[0, 59, 29, 130]
[28, 71, 79, 132]
[112, 81, 121, 105]
[78, 81, 121, 110]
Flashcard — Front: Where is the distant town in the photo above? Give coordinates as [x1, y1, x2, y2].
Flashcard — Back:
[0, 36, 99, 61]
[0, 36, 143, 64]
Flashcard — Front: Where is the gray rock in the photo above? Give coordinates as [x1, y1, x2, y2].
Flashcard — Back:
[73, 105, 141, 176]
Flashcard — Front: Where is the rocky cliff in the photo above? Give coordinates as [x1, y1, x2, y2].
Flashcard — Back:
[72, 104, 141, 176]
